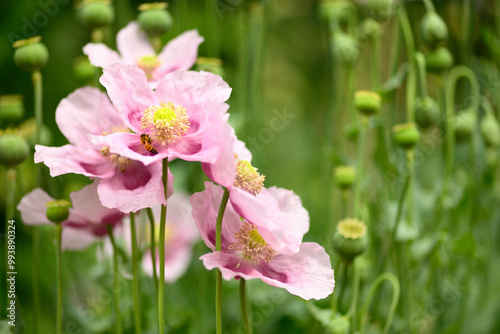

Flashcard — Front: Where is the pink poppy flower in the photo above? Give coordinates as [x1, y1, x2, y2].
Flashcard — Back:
[191, 182, 335, 300]
[17, 182, 125, 251]
[88, 64, 232, 167]
[83, 22, 203, 87]
[34, 87, 173, 213]
[202, 136, 307, 255]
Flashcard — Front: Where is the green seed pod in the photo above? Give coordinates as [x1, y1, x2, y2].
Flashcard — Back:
[359, 18, 380, 43]
[138, 3, 172, 38]
[481, 112, 500, 148]
[414, 96, 439, 129]
[0, 133, 30, 167]
[78, 0, 115, 30]
[454, 109, 476, 142]
[331, 32, 359, 67]
[46, 200, 71, 224]
[195, 57, 225, 78]
[367, 0, 394, 21]
[13, 37, 49, 73]
[332, 218, 368, 262]
[0, 95, 25, 124]
[354, 90, 381, 116]
[393, 123, 420, 149]
[425, 47, 453, 74]
[73, 56, 96, 82]
[334, 165, 356, 189]
[419, 11, 448, 49]
[328, 316, 350, 334]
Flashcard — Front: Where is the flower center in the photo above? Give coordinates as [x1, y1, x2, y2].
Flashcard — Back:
[337, 218, 367, 239]
[140, 101, 190, 146]
[137, 55, 161, 80]
[100, 146, 130, 172]
[228, 221, 276, 266]
[233, 154, 265, 196]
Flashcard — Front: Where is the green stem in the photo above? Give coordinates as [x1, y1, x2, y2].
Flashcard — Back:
[55, 223, 63, 334]
[107, 225, 122, 334]
[398, 6, 417, 122]
[415, 52, 428, 98]
[346, 66, 356, 124]
[422, 0, 436, 12]
[330, 261, 342, 313]
[354, 117, 368, 218]
[216, 188, 230, 334]
[347, 260, 360, 332]
[341, 189, 349, 219]
[146, 207, 159, 297]
[239, 279, 252, 334]
[5, 169, 15, 318]
[130, 212, 141, 334]
[359, 273, 400, 334]
[158, 158, 169, 334]
[337, 262, 349, 311]
[371, 32, 381, 89]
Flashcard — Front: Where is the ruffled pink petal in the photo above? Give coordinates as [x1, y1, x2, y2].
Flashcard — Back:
[234, 139, 252, 162]
[17, 188, 54, 225]
[190, 182, 241, 251]
[83, 43, 122, 68]
[258, 243, 335, 300]
[100, 64, 155, 131]
[35, 145, 115, 179]
[200, 251, 260, 281]
[230, 187, 301, 255]
[62, 227, 98, 251]
[55, 87, 124, 146]
[116, 22, 155, 63]
[97, 161, 172, 213]
[156, 30, 204, 76]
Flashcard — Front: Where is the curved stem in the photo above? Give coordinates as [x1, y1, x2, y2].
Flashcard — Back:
[239, 279, 252, 334]
[216, 188, 230, 334]
[130, 212, 141, 334]
[158, 158, 169, 333]
[359, 273, 400, 334]
[354, 117, 368, 218]
[107, 225, 122, 334]
[422, 0, 436, 12]
[146, 207, 159, 297]
[55, 223, 63, 334]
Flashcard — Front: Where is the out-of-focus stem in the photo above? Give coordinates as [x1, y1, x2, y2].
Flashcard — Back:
[55, 223, 63, 334]
[146, 208, 159, 296]
[239, 279, 252, 334]
[107, 225, 122, 334]
[215, 188, 230, 334]
[130, 212, 141, 334]
[354, 117, 369, 218]
[158, 158, 169, 333]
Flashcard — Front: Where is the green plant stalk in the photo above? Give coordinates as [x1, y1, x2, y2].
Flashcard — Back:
[346, 66, 356, 125]
[371, 33, 381, 88]
[337, 262, 349, 312]
[415, 52, 428, 98]
[354, 117, 368, 218]
[106, 225, 122, 334]
[205, 0, 219, 57]
[55, 223, 63, 334]
[216, 188, 230, 334]
[398, 6, 416, 122]
[158, 158, 169, 334]
[239, 278, 252, 334]
[359, 273, 400, 334]
[5, 169, 16, 319]
[146, 207, 159, 296]
[422, 0, 436, 12]
[330, 260, 342, 312]
[347, 260, 360, 332]
[130, 212, 141, 334]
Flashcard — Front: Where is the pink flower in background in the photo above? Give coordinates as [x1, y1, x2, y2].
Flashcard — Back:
[34, 87, 173, 213]
[89, 65, 232, 167]
[191, 182, 335, 300]
[83, 22, 203, 87]
[17, 182, 125, 251]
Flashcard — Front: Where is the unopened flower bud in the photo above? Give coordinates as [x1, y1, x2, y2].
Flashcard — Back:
[46, 200, 71, 224]
[425, 47, 453, 74]
[393, 123, 420, 149]
[331, 32, 359, 66]
[195, 57, 225, 77]
[0, 133, 30, 167]
[367, 0, 394, 21]
[0, 95, 24, 124]
[328, 316, 350, 334]
[138, 3, 173, 37]
[13, 37, 49, 73]
[455, 109, 476, 142]
[414, 96, 439, 129]
[419, 12, 448, 49]
[318, 0, 346, 22]
[73, 56, 95, 82]
[78, 0, 115, 30]
[334, 165, 356, 189]
[360, 18, 380, 42]
[481, 112, 500, 148]
[354, 90, 381, 116]
[332, 218, 368, 262]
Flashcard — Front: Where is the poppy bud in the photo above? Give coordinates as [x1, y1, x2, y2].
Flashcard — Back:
[195, 57, 225, 77]
[138, 3, 173, 38]
[46, 200, 71, 224]
[354, 90, 381, 116]
[334, 165, 356, 189]
[344, 122, 360, 141]
[78, 0, 115, 30]
[393, 123, 420, 149]
[414, 96, 439, 129]
[455, 109, 475, 142]
[360, 18, 380, 42]
[481, 112, 500, 148]
[425, 47, 453, 74]
[0, 95, 24, 124]
[331, 32, 359, 66]
[419, 12, 448, 49]
[13, 36, 49, 73]
[73, 56, 96, 82]
[0, 133, 30, 167]
[332, 218, 368, 262]
[367, 0, 394, 21]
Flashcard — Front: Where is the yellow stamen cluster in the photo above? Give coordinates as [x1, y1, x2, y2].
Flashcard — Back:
[233, 154, 265, 196]
[100, 146, 130, 172]
[137, 55, 161, 79]
[228, 221, 276, 266]
[337, 218, 367, 239]
[140, 102, 190, 145]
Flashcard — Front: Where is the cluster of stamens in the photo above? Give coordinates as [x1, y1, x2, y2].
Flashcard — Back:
[337, 218, 367, 239]
[233, 154, 265, 196]
[228, 221, 276, 267]
[100, 146, 130, 172]
[140, 102, 190, 145]
[137, 55, 161, 80]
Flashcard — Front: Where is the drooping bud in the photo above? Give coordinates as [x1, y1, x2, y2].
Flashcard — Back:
[455, 109, 476, 142]
[0, 95, 24, 124]
[392, 123, 420, 149]
[425, 47, 453, 74]
[367, 0, 394, 21]
[13, 36, 49, 73]
[195, 58, 225, 78]
[331, 32, 359, 67]
[354, 90, 381, 116]
[78, 0, 115, 30]
[481, 112, 500, 148]
[138, 3, 173, 38]
[0, 133, 30, 168]
[332, 218, 368, 262]
[46, 200, 71, 224]
[334, 165, 356, 189]
[414, 96, 439, 129]
[419, 12, 448, 49]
